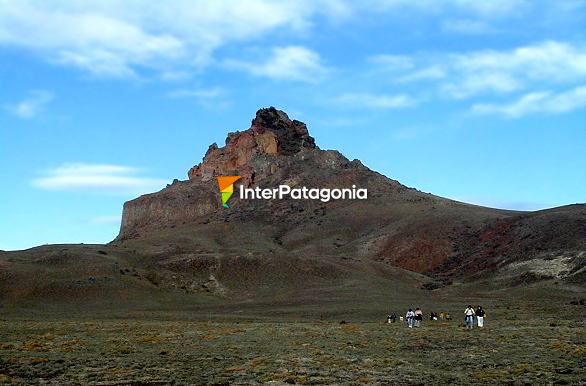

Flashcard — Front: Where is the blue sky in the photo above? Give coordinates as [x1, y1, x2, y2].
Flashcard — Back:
[1, 0, 585, 250]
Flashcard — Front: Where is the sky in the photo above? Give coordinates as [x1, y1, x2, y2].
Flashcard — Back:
[1, 0, 585, 251]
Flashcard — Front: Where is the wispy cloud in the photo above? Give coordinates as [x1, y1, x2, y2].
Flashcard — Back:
[369, 41, 586, 114]
[32, 163, 167, 194]
[368, 55, 414, 71]
[0, 2, 578, 83]
[373, 41, 586, 98]
[4, 90, 54, 119]
[0, 1, 345, 79]
[398, 66, 445, 82]
[471, 86, 586, 118]
[333, 92, 416, 109]
[167, 87, 224, 100]
[224, 46, 329, 82]
[444, 41, 586, 97]
[166, 87, 228, 108]
[2, 4, 186, 78]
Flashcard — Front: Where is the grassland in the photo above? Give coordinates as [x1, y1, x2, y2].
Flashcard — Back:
[0, 299, 583, 385]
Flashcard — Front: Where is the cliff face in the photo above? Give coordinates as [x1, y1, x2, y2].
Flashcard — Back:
[118, 107, 355, 240]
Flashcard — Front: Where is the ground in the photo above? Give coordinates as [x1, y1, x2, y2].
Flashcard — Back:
[0, 299, 583, 385]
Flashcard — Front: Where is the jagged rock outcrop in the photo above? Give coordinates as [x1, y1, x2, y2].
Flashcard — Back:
[187, 107, 316, 186]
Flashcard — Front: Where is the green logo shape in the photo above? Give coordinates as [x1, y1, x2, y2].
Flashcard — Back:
[217, 176, 241, 208]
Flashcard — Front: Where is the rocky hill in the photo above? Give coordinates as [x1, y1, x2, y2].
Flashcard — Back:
[0, 107, 583, 311]
[116, 107, 584, 281]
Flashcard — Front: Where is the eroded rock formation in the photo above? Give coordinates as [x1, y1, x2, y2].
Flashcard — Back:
[187, 107, 316, 186]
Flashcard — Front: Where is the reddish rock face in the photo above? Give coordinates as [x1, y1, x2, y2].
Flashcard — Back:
[187, 107, 315, 186]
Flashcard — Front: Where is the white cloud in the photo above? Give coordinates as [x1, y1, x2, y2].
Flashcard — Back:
[0, 1, 577, 84]
[4, 90, 53, 118]
[442, 72, 521, 99]
[224, 46, 329, 82]
[368, 55, 414, 71]
[0, 1, 346, 78]
[32, 163, 167, 194]
[166, 87, 229, 108]
[471, 86, 586, 118]
[398, 66, 445, 82]
[452, 41, 586, 84]
[167, 87, 224, 100]
[333, 92, 416, 109]
[372, 41, 586, 100]
[441, 41, 586, 98]
[0, 4, 185, 78]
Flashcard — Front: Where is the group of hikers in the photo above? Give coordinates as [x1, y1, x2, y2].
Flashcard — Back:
[464, 304, 485, 328]
[386, 305, 486, 329]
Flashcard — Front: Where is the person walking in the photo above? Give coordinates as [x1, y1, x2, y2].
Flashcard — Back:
[414, 307, 423, 328]
[476, 306, 485, 328]
[390, 312, 397, 323]
[465, 305, 475, 329]
[406, 308, 415, 328]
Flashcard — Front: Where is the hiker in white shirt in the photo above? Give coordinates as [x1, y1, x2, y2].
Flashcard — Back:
[406, 308, 415, 328]
[464, 305, 475, 329]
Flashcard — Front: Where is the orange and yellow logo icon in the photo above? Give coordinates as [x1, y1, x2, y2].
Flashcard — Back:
[217, 176, 241, 208]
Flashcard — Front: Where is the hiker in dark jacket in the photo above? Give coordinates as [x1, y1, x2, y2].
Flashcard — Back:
[476, 306, 486, 328]
[414, 307, 423, 327]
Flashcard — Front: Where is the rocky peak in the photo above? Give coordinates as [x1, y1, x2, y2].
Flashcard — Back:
[188, 107, 316, 184]
[251, 107, 315, 155]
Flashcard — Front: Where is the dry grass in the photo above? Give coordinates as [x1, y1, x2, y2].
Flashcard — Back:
[0, 306, 583, 385]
